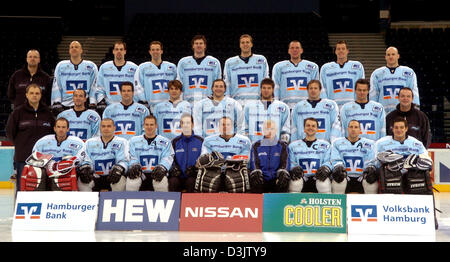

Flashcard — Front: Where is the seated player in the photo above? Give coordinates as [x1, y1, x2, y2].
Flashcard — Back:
[249, 119, 290, 193]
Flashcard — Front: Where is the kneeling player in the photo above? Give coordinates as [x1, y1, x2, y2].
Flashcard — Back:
[249, 119, 290, 193]
[288, 117, 332, 193]
[330, 120, 377, 194]
[78, 118, 129, 191]
[126, 115, 174, 191]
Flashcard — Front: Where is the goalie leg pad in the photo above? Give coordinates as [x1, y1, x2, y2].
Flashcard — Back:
[316, 177, 332, 193]
[110, 175, 126, 191]
[195, 167, 222, 193]
[49, 169, 78, 191]
[288, 178, 304, 193]
[152, 176, 169, 192]
[224, 162, 249, 193]
[362, 179, 378, 194]
[405, 169, 433, 195]
[20, 165, 47, 191]
[126, 176, 142, 191]
[380, 165, 404, 194]
[77, 178, 94, 192]
[331, 178, 347, 194]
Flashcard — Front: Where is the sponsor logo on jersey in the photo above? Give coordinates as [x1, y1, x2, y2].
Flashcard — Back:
[383, 85, 402, 100]
[332, 78, 353, 93]
[152, 79, 169, 94]
[189, 75, 208, 89]
[66, 80, 88, 94]
[237, 74, 259, 88]
[344, 156, 364, 173]
[115, 120, 136, 135]
[68, 128, 87, 140]
[140, 155, 158, 171]
[163, 118, 181, 134]
[299, 158, 320, 174]
[287, 77, 307, 91]
[109, 81, 122, 95]
[95, 159, 115, 175]
[359, 120, 377, 135]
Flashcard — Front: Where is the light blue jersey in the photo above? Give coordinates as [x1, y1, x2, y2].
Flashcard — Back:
[291, 99, 342, 143]
[102, 102, 150, 140]
[129, 134, 174, 173]
[52, 60, 98, 107]
[57, 109, 101, 141]
[320, 61, 365, 108]
[330, 137, 375, 178]
[96, 61, 138, 105]
[82, 136, 129, 176]
[192, 97, 243, 138]
[176, 56, 222, 104]
[153, 100, 192, 140]
[223, 54, 269, 104]
[242, 99, 290, 143]
[201, 134, 251, 160]
[272, 59, 321, 108]
[373, 135, 428, 168]
[32, 134, 86, 162]
[369, 66, 419, 114]
[134, 61, 177, 111]
[288, 139, 332, 178]
[340, 101, 386, 141]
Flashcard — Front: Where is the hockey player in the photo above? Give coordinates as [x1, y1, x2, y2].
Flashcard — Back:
[177, 35, 222, 104]
[135, 41, 177, 112]
[288, 117, 333, 193]
[272, 40, 321, 109]
[193, 79, 243, 138]
[126, 115, 174, 191]
[96, 41, 138, 114]
[370, 46, 419, 114]
[223, 34, 269, 105]
[340, 78, 386, 141]
[153, 80, 192, 140]
[291, 80, 341, 143]
[57, 89, 101, 141]
[102, 81, 150, 140]
[78, 118, 129, 192]
[168, 113, 203, 192]
[330, 120, 377, 194]
[320, 40, 365, 109]
[51, 41, 98, 115]
[249, 119, 290, 193]
[242, 78, 290, 143]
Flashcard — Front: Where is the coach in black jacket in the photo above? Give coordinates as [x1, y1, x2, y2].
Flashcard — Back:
[386, 87, 431, 148]
[6, 83, 55, 192]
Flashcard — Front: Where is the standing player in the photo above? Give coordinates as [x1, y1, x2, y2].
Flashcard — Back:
[193, 79, 243, 138]
[242, 78, 290, 143]
[370, 46, 419, 114]
[177, 35, 222, 104]
[223, 34, 269, 105]
[153, 80, 192, 140]
[330, 120, 377, 194]
[96, 41, 138, 112]
[320, 40, 365, 109]
[291, 80, 341, 143]
[135, 41, 177, 112]
[288, 117, 333, 193]
[57, 89, 101, 141]
[272, 40, 321, 109]
[340, 78, 386, 141]
[78, 118, 129, 192]
[102, 82, 150, 140]
[126, 115, 174, 192]
[51, 41, 98, 115]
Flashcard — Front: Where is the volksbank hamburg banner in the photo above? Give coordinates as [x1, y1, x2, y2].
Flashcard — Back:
[263, 193, 347, 233]
[12, 191, 99, 231]
[347, 194, 435, 235]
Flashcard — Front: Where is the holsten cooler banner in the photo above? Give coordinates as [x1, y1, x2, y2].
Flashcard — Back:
[263, 193, 347, 233]
[96, 191, 181, 231]
[347, 194, 435, 235]
[12, 191, 99, 231]
[179, 193, 264, 232]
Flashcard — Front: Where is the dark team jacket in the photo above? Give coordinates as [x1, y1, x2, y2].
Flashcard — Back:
[250, 139, 289, 181]
[8, 65, 52, 107]
[386, 103, 432, 148]
[6, 101, 55, 162]
[171, 134, 204, 178]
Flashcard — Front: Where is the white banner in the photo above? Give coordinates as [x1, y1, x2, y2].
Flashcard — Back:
[12, 191, 99, 231]
[347, 194, 435, 235]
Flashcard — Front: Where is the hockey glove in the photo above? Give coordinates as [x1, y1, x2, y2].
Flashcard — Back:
[290, 166, 304, 181]
[332, 165, 347, 183]
[185, 166, 199, 178]
[78, 164, 94, 183]
[127, 164, 143, 179]
[276, 169, 290, 192]
[249, 169, 264, 186]
[108, 164, 125, 184]
[151, 165, 167, 182]
[362, 165, 378, 184]
[316, 165, 331, 181]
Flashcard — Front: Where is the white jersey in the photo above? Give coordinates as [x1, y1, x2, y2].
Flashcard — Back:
[153, 100, 192, 140]
[272, 59, 321, 108]
[201, 134, 251, 160]
[57, 109, 101, 141]
[288, 139, 332, 178]
[32, 134, 86, 162]
[96, 61, 138, 105]
[82, 136, 129, 175]
[330, 137, 375, 178]
[102, 102, 150, 140]
[340, 101, 386, 141]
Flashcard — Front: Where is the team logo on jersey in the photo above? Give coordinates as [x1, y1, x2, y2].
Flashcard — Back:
[109, 81, 122, 95]
[115, 120, 136, 135]
[332, 78, 353, 93]
[351, 205, 377, 222]
[162, 118, 181, 134]
[343, 156, 364, 173]
[383, 85, 402, 100]
[359, 120, 376, 135]
[299, 158, 320, 175]
[152, 79, 169, 94]
[207, 61, 217, 67]
[87, 114, 99, 123]
[68, 128, 87, 140]
[403, 71, 413, 77]
[306, 64, 317, 70]
[95, 159, 115, 175]
[287, 77, 308, 91]
[351, 63, 361, 70]
[188, 75, 208, 89]
[237, 74, 259, 88]
[15, 203, 42, 219]
[140, 155, 159, 172]
[66, 80, 88, 94]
